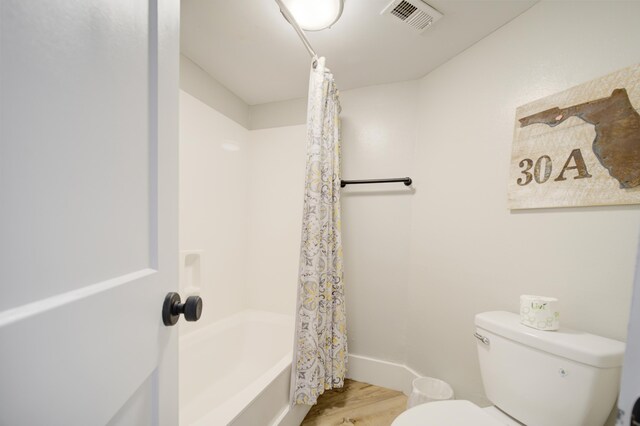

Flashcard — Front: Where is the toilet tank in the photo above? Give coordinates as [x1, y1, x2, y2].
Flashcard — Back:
[475, 311, 625, 426]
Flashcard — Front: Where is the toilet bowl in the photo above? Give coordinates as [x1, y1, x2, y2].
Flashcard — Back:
[392, 311, 625, 426]
[392, 400, 519, 425]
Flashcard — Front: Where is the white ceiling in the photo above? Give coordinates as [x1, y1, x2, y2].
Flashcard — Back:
[181, 0, 538, 105]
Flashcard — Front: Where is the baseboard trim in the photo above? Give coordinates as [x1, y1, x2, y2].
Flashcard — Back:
[346, 354, 421, 396]
[272, 402, 311, 426]
[275, 354, 420, 425]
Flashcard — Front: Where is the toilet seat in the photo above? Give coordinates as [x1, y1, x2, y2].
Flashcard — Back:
[392, 400, 503, 425]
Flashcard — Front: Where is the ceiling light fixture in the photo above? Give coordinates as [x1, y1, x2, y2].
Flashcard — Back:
[281, 0, 345, 31]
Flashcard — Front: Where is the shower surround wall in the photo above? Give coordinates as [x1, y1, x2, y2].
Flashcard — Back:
[179, 91, 250, 333]
[181, 1, 640, 419]
[179, 90, 311, 425]
[245, 125, 306, 315]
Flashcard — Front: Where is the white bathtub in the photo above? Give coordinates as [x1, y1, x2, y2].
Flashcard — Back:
[179, 310, 310, 426]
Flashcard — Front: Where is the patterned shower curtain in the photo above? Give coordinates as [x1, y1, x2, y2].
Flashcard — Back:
[291, 57, 347, 406]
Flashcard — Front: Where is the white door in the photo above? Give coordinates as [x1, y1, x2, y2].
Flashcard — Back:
[618, 236, 640, 425]
[0, 1, 180, 425]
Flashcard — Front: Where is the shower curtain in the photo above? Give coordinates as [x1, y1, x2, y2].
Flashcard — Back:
[291, 57, 347, 406]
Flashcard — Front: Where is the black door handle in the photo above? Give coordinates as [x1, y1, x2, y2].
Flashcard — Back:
[163, 292, 203, 326]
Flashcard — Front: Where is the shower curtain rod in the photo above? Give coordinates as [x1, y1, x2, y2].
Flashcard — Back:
[274, 0, 319, 61]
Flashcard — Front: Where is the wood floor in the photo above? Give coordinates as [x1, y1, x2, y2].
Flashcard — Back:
[301, 380, 408, 426]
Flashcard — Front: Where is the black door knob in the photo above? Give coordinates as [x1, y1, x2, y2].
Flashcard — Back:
[162, 292, 203, 326]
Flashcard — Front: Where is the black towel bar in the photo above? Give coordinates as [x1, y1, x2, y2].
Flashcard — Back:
[340, 177, 412, 188]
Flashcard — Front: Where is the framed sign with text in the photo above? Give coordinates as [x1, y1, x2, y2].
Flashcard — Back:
[509, 64, 640, 209]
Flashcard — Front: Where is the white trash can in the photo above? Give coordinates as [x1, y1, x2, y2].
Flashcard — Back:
[406, 377, 454, 409]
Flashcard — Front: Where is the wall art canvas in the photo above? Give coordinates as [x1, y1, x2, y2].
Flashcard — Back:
[509, 64, 640, 209]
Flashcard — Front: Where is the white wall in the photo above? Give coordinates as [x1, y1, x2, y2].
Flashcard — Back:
[339, 82, 418, 362]
[179, 90, 250, 333]
[245, 81, 420, 364]
[180, 2, 640, 415]
[407, 0, 640, 407]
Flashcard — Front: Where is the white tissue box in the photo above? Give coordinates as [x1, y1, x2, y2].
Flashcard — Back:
[520, 295, 559, 331]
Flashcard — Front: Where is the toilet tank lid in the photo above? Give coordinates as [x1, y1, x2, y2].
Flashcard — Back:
[475, 311, 625, 368]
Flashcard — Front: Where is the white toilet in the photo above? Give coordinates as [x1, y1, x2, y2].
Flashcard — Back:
[392, 311, 625, 426]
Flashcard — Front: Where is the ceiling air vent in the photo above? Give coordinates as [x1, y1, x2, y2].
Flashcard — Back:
[381, 0, 443, 34]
